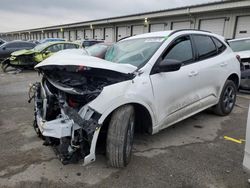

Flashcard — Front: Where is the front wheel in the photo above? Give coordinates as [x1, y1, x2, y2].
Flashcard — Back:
[213, 80, 237, 116]
[106, 105, 135, 168]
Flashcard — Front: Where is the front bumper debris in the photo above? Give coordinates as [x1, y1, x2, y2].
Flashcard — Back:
[32, 81, 101, 165]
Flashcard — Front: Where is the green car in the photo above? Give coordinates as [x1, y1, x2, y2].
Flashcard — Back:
[1, 41, 81, 72]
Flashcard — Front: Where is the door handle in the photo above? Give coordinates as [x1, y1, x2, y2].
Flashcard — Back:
[188, 71, 199, 77]
[220, 62, 228, 67]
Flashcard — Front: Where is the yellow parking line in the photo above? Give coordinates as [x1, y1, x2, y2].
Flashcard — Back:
[224, 136, 245, 144]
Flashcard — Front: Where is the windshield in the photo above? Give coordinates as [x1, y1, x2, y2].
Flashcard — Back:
[33, 43, 49, 51]
[229, 39, 250, 52]
[105, 37, 164, 68]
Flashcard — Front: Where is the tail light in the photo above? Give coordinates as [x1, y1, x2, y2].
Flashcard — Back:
[236, 55, 241, 63]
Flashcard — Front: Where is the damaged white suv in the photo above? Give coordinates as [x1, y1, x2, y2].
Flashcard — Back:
[32, 30, 240, 167]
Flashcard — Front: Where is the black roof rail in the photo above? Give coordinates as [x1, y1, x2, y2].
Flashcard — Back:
[169, 29, 212, 36]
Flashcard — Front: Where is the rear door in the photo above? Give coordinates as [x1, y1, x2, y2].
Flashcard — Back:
[191, 34, 227, 107]
[42, 43, 64, 59]
[1, 43, 20, 58]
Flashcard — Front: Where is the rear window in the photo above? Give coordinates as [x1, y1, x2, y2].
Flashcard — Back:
[212, 37, 226, 53]
[193, 35, 217, 60]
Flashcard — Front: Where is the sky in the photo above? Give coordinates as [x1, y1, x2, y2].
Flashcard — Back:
[0, 0, 218, 32]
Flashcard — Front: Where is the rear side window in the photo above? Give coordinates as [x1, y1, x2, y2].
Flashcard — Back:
[212, 37, 226, 53]
[64, 43, 78, 49]
[163, 35, 193, 64]
[192, 35, 217, 60]
[5, 42, 19, 48]
[46, 44, 63, 52]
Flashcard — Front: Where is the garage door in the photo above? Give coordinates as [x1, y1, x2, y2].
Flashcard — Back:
[58, 32, 63, 39]
[199, 18, 225, 36]
[150, 24, 165, 32]
[132, 25, 145, 36]
[48, 32, 53, 38]
[117, 26, 130, 41]
[105, 28, 114, 42]
[64, 31, 69, 40]
[172, 21, 191, 30]
[53, 32, 58, 38]
[85, 29, 93, 39]
[70, 30, 76, 41]
[77, 30, 84, 40]
[22, 34, 25, 40]
[94, 28, 104, 40]
[235, 16, 250, 38]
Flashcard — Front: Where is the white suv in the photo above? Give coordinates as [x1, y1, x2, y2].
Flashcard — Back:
[32, 30, 240, 167]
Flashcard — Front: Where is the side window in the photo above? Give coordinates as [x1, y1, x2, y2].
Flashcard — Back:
[192, 35, 217, 60]
[212, 37, 226, 54]
[5, 43, 18, 48]
[19, 42, 35, 48]
[64, 43, 78, 49]
[163, 36, 193, 64]
[46, 44, 63, 52]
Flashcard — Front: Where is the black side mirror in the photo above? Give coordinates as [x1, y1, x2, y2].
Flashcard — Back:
[2, 46, 6, 50]
[157, 59, 182, 72]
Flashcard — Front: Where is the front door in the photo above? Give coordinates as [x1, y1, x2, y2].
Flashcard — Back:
[150, 35, 201, 129]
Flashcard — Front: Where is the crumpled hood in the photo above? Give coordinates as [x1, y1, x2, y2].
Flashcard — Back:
[35, 52, 137, 74]
[235, 50, 250, 59]
[11, 49, 35, 56]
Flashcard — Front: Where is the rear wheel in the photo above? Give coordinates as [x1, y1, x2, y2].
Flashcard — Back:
[106, 105, 135, 168]
[213, 80, 237, 116]
[1, 59, 10, 72]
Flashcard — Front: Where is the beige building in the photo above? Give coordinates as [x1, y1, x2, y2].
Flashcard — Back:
[1, 0, 250, 41]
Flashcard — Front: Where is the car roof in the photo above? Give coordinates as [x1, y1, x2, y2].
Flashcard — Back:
[82, 39, 104, 42]
[123, 30, 224, 41]
[228, 37, 250, 42]
[44, 41, 79, 45]
[5, 40, 34, 44]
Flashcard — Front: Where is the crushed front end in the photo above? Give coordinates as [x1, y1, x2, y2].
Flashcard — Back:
[31, 64, 132, 165]
[10, 54, 37, 68]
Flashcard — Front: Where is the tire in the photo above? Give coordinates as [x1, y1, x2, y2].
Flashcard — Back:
[106, 105, 135, 168]
[1, 60, 10, 72]
[213, 80, 237, 116]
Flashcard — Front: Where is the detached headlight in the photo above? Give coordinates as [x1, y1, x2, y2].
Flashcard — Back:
[10, 56, 16, 60]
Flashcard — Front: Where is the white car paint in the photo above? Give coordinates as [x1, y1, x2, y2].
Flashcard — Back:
[244, 104, 250, 174]
[36, 30, 241, 165]
[36, 52, 137, 74]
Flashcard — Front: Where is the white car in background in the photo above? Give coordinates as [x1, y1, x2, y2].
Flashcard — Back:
[229, 38, 250, 89]
[32, 30, 240, 168]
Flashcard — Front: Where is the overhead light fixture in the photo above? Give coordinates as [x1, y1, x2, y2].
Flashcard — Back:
[144, 18, 148, 23]
[90, 24, 93, 29]
[60, 28, 63, 32]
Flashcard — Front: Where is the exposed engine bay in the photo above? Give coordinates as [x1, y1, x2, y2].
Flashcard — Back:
[31, 65, 133, 164]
